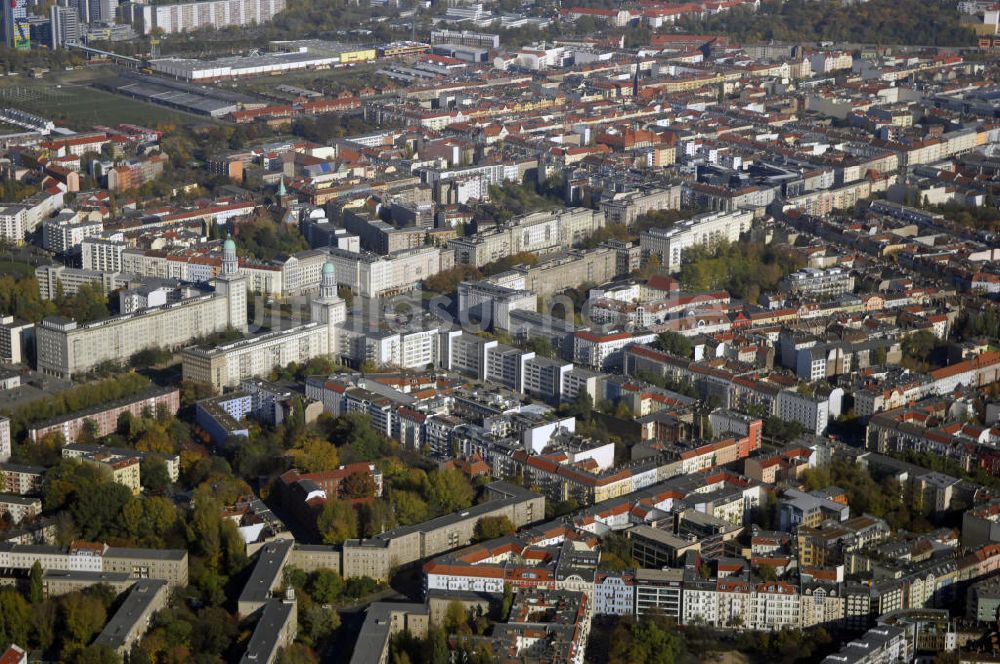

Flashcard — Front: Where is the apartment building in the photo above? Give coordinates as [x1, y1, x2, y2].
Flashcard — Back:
[42, 210, 103, 254]
[0, 494, 41, 523]
[36, 240, 247, 379]
[458, 278, 537, 331]
[0, 462, 43, 495]
[81, 238, 127, 273]
[0, 542, 188, 587]
[341, 482, 544, 581]
[129, 0, 287, 35]
[92, 580, 169, 658]
[781, 267, 856, 297]
[328, 245, 452, 298]
[28, 386, 180, 444]
[573, 330, 656, 371]
[776, 388, 841, 435]
[0, 417, 9, 464]
[181, 323, 333, 393]
[640, 209, 754, 273]
[448, 208, 604, 268]
[0, 205, 27, 244]
[600, 186, 682, 226]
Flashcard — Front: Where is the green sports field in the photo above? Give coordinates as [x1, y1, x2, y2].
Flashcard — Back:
[0, 70, 210, 128]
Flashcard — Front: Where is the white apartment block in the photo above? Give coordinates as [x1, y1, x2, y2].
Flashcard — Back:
[639, 209, 754, 273]
[522, 356, 572, 403]
[329, 246, 451, 299]
[82, 238, 127, 273]
[42, 211, 103, 254]
[181, 257, 345, 392]
[776, 388, 843, 435]
[181, 322, 331, 392]
[37, 293, 239, 379]
[573, 330, 656, 371]
[782, 267, 855, 297]
[36, 241, 247, 379]
[600, 187, 682, 226]
[0, 416, 10, 463]
[0, 495, 42, 523]
[0, 316, 33, 366]
[443, 331, 495, 381]
[0, 206, 27, 244]
[35, 265, 122, 300]
[122, 249, 285, 297]
[562, 367, 604, 404]
[458, 279, 537, 331]
[336, 326, 439, 370]
[132, 0, 287, 35]
[448, 208, 604, 268]
[484, 344, 534, 393]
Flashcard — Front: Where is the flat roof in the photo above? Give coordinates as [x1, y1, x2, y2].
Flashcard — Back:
[103, 546, 187, 561]
[346, 482, 537, 547]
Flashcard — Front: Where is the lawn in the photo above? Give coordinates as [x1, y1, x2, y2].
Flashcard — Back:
[0, 261, 37, 278]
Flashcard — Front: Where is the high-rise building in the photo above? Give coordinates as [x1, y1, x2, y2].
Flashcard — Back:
[182, 258, 346, 393]
[3, 0, 30, 50]
[35, 238, 248, 379]
[0, 416, 11, 464]
[49, 4, 82, 48]
[128, 0, 287, 35]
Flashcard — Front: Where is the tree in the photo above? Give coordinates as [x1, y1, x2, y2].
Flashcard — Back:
[474, 516, 515, 541]
[567, 390, 593, 422]
[79, 418, 101, 444]
[278, 644, 319, 664]
[317, 499, 358, 545]
[500, 583, 513, 620]
[299, 605, 340, 647]
[140, 457, 172, 495]
[29, 560, 43, 604]
[57, 281, 110, 323]
[325, 413, 388, 461]
[70, 481, 133, 541]
[31, 600, 58, 651]
[757, 564, 778, 581]
[189, 606, 237, 656]
[608, 615, 682, 664]
[189, 485, 224, 569]
[297, 435, 341, 473]
[392, 491, 428, 525]
[429, 627, 449, 664]
[652, 331, 694, 359]
[359, 500, 395, 537]
[444, 600, 471, 636]
[342, 472, 377, 499]
[526, 336, 555, 358]
[62, 592, 108, 646]
[72, 644, 122, 664]
[0, 589, 30, 649]
[307, 569, 344, 605]
[427, 469, 474, 514]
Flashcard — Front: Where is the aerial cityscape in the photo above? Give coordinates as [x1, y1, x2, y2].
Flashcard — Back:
[0, 0, 999, 663]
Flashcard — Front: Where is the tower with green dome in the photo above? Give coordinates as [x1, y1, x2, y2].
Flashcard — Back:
[311, 256, 346, 356]
[215, 236, 248, 333]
